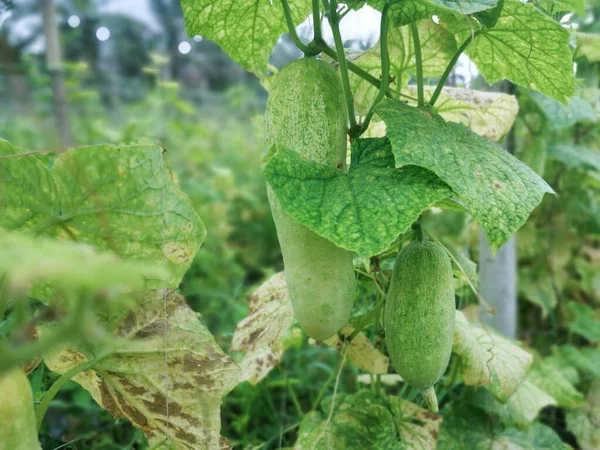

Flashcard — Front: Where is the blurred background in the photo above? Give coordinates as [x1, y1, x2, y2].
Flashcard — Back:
[0, 0, 599, 449]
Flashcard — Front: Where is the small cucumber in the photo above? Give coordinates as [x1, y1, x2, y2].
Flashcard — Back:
[384, 240, 455, 412]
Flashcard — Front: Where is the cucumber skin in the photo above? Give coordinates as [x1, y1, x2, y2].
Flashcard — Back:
[385, 241, 455, 390]
[0, 369, 42, 450]
[265, 58, 355, 341]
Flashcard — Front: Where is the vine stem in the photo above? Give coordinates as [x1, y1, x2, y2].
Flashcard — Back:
[280, 0, 312, 54]
[429, 30, 482, 107]
[36, 356, 104, 430]
[312, 0, 321, 42]
[410, 23, 424, 107]
[359, 1, 391, 137]
[329, 0, 358, 138]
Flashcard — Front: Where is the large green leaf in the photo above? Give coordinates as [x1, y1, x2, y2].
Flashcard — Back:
[180, 0, 311, 76]
[369, 0, 499, 27]
[44, 290, 240, 450]
[556, 345, 600, 380]
[0, 141, 206, 290]
[442, 2, 575, 104]
[376, 99, 553, 250]
[437, 404, 570, 449]
[453, 311, 534, 401]
[263, 138, 453, 256]
[526, 90, 596, 131]
[527, 357, 584, 408]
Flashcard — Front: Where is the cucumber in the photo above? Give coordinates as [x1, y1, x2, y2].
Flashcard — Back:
[0, 369, 41, 450]
[265, 57, 355, 341]
[384, 240, 455, 412]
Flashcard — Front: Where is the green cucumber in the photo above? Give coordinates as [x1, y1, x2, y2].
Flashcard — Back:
[264, 57, 355, 341]
[0, 369, 41, 450]
[384, 240, 455, 412]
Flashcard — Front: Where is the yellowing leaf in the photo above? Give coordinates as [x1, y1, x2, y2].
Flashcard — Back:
[453, 311, 533, 401]
[44, 290, 240, 450]
[404, 86, 519, 142]
[390, 396, 441, 450]
[321, 326, 389, 374]
[230, 272, 295, 385]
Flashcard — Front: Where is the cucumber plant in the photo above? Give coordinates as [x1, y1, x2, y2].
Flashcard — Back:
[0, 0, 594, 448]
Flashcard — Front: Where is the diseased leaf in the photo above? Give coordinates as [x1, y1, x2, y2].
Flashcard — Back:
[441, 2, 575, 103]
[263, 138, 452, 256]
[350, 20, 456, 115]
[180, 0, 311, 76]
[548, 144, 600, 172]
[567, 302, 600, 343]
[465, 383, 556, 428]
[404, 86, 520, 142]
[295, 391, 403, 450]
[230, 272, 295, 385]
[0, 141, 206, 290]
[44, 290, 240, 450]
[438, 404, 570, 450]
[527, 357, 584, 408]
[376, 99, 553, 250]
[453, 311, 534, 401]
[526, 90, 596, 131]
[389, 396, 441, 449]
[321, 326, 389, 374]
[566, 381, 600, 450]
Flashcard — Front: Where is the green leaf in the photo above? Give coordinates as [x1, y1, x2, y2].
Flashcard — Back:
[527, 357, 584, 408]
[180, 0, 311, 76]
[556, 345, 600, 380]
[548, 144, 600, 172]
[475, 0, 504, 27]
[567, 302, 600, 343]
[442, 2, 575, 104]
[0, 229, 165, 298]
[577, 33, 600, 63]
[376, 99, 554, 250]
[350, 20, 457, 115]
[44, 290, 241, 450]
[526, 90, 596, 131]
[438, 404, 571, 450]
[453, 311, 534, 401]
[230, 272, 294, 385]
[566, 382, 600, 450]
[263, 138, 453, 256]
[540, 0, 586, 16]
[295, 392, 404, 450]
[519, 267, 557, 316]
[369, 0, 499, 27]
[0, 141, 206, 290]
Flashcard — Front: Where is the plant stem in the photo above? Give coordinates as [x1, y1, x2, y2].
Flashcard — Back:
[429, 30, 481, 107]
[312, 0, 321, 42]
[36, 356, 103, 430]
[328, 1, 358, 138]
[410, 22, 424, 107]
[359, 1, 391, 137]
[280, 0, 312, 54]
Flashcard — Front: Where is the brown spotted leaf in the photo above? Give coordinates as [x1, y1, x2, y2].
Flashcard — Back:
[389, 396, 442, 449]
[231, 272, 295, 384]
[320, 326, 389, 374]
[44, 290, 240, 450]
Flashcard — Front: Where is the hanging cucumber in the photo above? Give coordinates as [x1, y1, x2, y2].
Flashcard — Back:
[264, 57, 355, 341]
[384, 238, 455, 412]
[0, 369, 42, 450]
